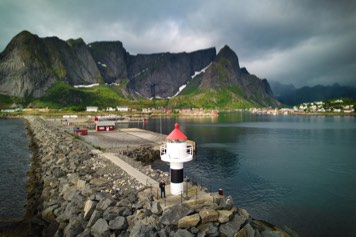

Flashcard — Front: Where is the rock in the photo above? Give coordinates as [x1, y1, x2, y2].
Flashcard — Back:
[235, 223, 255, 237]
[77, 179, 87, 191]
[118, 207, 133, 217]
[83, 199, 97, 220]
[159, 204, 194, 226]
[199, 208, 219, 224]
[217, 210, 233, 223]
[96, 197, 113, 211]
[109, 216, 127, 230]
[218, 195, 234, 210]
[219, 214, 247, 237]
[127, 192, 138, 203]
[129, 223, 155, 237]
[151, 201, 162, 215]
[77, 228, 91, 237]
[87, 210, 103, 227]
[237, 208, 251, 220]
[61, 184, 78, 201]
[42, 204, 58, 222]
[90, 178, 111, 187]
[103, 206, 120, 220]
[261, 230, 286, 237]
[91, 218, 109, 237]
[174, 229, 194, 237]
[63, 220, 83, 237]
[117, 198, 132, 207]
[197, 222, 219, 237]
[178, 214, 200, 229]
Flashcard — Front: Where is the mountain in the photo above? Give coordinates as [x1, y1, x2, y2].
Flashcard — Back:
[270, 81, 356, 105]
[0, 31, 278, 109]
[184, 45, 278, 108]
[0, 31, 101, 97]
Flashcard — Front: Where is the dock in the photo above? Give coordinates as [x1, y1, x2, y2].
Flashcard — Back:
[82, 128, 196, 151]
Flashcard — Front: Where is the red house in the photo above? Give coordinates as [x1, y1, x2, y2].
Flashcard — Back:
[73, 129, 88, 135]
[95, 121, 115, 132]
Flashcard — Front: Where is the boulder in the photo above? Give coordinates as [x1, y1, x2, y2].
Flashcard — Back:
[174, 229, 194, 237]
[77, 228, 91, 237]
[90, 178, 111, 187]
[261, 230, 286, 237]
[235, 223, 255, 237]
[159, 204, 194, 225]
[219, 214, 247, 237]
[109, 216, 127, 230]
[151, 201, 163, 215]
[217, 195, 234, 210]
[129, 223, 155, 237]
[96, 197, 113, 211]
[197, 222, 219, 237]
[61, 184, 78, 201]
[91, 218, 109, 237]
[83, 200, 97, 220]
[238, 208, 251, 220]
[63, 220, 83, 237]
[42, 204, 58, 222]
[103, 206, 120, 220]
[87, 210, 103, 227]
[177, 214, 200, 229]
[117, 198, 132, 207]
[118, 207, 133, 217]
[76, 179, 87, 191]
[217, 210, 233, 223]
[199, 208, 219, 224]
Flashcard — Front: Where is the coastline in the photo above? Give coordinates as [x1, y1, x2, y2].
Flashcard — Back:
[1, 116, 297, 236]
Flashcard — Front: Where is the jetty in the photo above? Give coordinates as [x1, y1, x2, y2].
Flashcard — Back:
[14, 116, 295, 237]
[82, 127, 196, 151]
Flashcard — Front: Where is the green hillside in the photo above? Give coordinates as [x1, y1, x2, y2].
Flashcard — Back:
[169, 81, 256, 109]
[1, 80, 263, 111]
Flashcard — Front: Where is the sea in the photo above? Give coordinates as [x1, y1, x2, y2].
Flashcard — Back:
[0, 119, 31, 223]
[1, 114, 355, 236]
[134, 112, 356, 237]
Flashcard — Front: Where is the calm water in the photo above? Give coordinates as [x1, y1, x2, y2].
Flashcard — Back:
[0, 119, 31, 222]
[136, 112, 356, 237]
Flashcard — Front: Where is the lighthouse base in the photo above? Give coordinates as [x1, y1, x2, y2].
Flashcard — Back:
[170, 182, 184, 195]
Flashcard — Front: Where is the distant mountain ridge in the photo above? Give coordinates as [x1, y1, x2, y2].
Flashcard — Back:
[270, 81, 356, 105]
[0, 30, 278, 108]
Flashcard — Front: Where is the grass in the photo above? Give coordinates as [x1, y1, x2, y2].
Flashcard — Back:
[1, 79, 275, 111]
[169, 86, 256, 109]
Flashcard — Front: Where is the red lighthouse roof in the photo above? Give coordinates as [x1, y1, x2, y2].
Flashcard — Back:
[166, 123, 187, 140]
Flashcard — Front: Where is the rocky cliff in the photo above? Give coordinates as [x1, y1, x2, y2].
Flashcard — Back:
[0, 31, 278, 107]
[0, 31, 101, 97]
[126, 48, 216, 98]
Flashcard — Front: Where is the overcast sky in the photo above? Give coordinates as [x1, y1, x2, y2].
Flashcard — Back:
[1, 0, 355, 88]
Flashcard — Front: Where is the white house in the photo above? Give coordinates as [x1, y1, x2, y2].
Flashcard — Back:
[86, 106, 98, 112]
[117, 106, 129, 112]
[106, 107, 116, 112]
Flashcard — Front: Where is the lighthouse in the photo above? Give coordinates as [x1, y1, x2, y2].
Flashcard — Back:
[160, 123, 193, 195]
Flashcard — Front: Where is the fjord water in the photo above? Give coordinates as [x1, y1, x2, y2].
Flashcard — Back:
[0, 119, 31, 222]
[141, 113, 356, 237]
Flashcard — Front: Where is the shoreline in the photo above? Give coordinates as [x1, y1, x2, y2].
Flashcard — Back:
[1, 116, 297, 236]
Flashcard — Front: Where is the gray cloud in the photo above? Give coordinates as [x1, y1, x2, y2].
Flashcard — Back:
[1, 0, 355, 88]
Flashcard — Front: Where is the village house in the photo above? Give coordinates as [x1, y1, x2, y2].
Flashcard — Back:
[106, 107, 116, 112]
[95, 121, 115, 132]
[86, 106, 98, 112]
[117, 106, 129, 112]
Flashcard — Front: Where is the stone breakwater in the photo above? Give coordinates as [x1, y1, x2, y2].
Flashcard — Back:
[20, 117, 295, 237]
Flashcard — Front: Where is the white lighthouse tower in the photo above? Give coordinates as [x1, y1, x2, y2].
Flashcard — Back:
[160, 123, 193, 195]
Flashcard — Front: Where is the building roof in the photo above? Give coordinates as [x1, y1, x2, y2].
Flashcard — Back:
[95, 121, 115, 126]
[166, 123, 187, 140]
